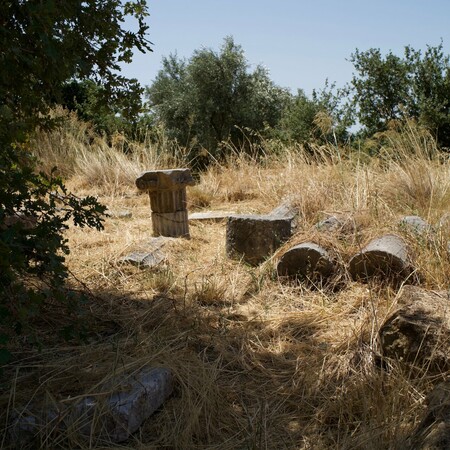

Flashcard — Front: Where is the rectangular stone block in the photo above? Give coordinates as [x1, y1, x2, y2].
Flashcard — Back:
[226, 214, 292, 266]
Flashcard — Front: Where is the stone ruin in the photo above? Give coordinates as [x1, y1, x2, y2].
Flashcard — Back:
[130, 170, 449, 284]
[136, 168, 195, 238]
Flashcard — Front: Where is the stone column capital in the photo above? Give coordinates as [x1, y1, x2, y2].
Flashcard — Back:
[136, 169, 195, 191]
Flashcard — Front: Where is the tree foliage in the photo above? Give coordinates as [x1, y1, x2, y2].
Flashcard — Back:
[146, 37, 289, 164]
[0, 0, 151, 359]
[350, 43, 450, 148]
[276, 82, 351, 146]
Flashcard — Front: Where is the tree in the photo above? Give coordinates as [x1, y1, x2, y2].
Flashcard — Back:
[60, 79, 147, 139]
[146, 37, 289, 164]
[0, 0, 151, 360]
[408, 44, 450, 148]
[276, 82, 352, 146]
[349, 43, 450, 148]
[349, 48, 413, 135]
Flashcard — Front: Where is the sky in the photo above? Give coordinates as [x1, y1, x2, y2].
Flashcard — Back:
[122, 0, 450, 97]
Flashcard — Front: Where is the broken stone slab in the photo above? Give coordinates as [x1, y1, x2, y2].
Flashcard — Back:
[349, 234, 414, 281]
[189, 211, 235, 222]
[10, 367, 174, 444]
[226, 215, 292, 266]
[118, 250, 165, 268]
[405, 381, 450, 449]
[378, 286, 450, 371]
[75, 367, 174, 442]
[277, 242, 334, 280]
[136, 169, 195, 238]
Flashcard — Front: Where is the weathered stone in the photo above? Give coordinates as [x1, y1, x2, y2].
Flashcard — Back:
[136, 169, 195, 238]
[399, 215, 433, 236]
[226, 215, 292, 265]
[349, 234, 413, 281]
[379, 286, 450, 370]
[119, 250, 165, 268]
[405, 381, 450, 449]
[189, 211, 235, 222]
[10, 367, 174, 444]
[277, 242, 334, 279]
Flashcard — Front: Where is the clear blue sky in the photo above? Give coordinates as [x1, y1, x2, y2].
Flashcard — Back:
[122, 0, 450, 96]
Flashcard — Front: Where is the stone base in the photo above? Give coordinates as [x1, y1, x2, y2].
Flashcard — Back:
[152, 211, 189, 237]
[226, 215, 292, 266]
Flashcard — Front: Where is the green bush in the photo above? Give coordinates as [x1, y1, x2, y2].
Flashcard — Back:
[0, 0, 151, 363]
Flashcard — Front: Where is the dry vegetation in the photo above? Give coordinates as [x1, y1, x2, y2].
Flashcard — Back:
[1, 112, 449, 449]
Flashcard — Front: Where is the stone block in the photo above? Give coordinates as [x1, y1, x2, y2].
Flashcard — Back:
[226, 215, 292, 266]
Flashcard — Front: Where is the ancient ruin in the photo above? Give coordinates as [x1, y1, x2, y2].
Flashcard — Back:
[136, 169, 195, 238]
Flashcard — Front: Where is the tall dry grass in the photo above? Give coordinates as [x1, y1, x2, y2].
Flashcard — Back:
[1, 114, 449, 449]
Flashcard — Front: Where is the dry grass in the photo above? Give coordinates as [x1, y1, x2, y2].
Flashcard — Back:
[1, 115, 449, 449]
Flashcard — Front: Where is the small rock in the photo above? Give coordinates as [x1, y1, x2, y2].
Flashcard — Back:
[316, 216, 343, 232]
[399, 215, 432, 236]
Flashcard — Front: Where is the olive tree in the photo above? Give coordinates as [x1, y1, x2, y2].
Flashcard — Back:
[146, 37, 289, 164]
